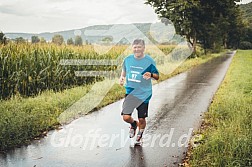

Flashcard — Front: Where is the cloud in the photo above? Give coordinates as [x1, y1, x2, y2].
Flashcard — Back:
[0, 0, 158, 33]
[0, 0, 70, 17]
[0, 4, 32, 16]
[241, 0, 252, 4]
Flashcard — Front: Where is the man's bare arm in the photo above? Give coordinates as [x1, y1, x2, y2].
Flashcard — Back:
[143, 72, 159, 80]
[119, 70, 126, 86]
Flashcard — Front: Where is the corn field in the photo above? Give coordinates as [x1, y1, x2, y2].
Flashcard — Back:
[0, 43, 174, 100]
[0, 43, 127, 99]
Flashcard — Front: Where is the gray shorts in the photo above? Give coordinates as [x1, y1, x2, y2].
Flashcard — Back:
[121, 94, 149, 118]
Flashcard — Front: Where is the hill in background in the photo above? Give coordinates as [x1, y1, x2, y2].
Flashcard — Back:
[240, 2, 252, 28]
[5, 23, 153, 44]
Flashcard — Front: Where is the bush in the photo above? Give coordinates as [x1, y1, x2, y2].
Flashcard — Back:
[239, 41, 252, 50]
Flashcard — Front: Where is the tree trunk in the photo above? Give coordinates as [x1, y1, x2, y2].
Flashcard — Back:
[223, 34, 227, 49]
[187, 33, 197, 57]
[192, 35, 197, 55]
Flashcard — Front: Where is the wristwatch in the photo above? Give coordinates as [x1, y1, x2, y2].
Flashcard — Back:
[151, 73, 153, 77]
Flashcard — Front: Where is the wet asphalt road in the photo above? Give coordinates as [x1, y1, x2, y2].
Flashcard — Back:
[0, 51, 235, 167]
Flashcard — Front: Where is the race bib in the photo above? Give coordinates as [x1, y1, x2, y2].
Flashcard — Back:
[128, 70, 142, 83]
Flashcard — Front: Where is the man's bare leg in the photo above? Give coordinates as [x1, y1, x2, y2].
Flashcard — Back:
[138, 118, 146, 129]
[123, 115, 138, 138]
[135, 118, 146, 144]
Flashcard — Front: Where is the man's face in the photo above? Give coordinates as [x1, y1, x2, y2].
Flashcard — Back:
[132, 44, 145, 58]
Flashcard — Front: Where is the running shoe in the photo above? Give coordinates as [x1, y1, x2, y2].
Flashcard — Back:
[129, 121, 137, 138]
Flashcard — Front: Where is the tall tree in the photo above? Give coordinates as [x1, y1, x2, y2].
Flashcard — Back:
[52, 34, 64, 45]
[241, 27, 252, 43]
[31, 36, 40, 43]
[145, 0, 244, 53]
[226, 2, 247, 48]
[197, 0, 244, 51]
[67, 38, 74, 45]
[0, 32, 7, 45]
[239, 2, 252, 28]
[145, 0, 200, 54]
[74, 35, 83, 46]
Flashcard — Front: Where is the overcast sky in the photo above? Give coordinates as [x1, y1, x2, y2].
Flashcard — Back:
[0, 0, 251, 34]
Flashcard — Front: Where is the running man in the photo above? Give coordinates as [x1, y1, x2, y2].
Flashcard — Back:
[119, 39, 159, 144]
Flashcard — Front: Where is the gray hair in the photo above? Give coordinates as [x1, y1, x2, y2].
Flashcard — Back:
[132, 39, 145, 46]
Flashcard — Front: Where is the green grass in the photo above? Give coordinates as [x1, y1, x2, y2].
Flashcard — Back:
[0, 51, 223, 151]
[189, 50, 252, 166]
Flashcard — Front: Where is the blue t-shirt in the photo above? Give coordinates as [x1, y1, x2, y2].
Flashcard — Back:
[123, 54, 159, 103]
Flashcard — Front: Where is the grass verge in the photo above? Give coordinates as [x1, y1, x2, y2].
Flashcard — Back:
[186, 50, 252, 166]
[0, 52, 223, 151]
